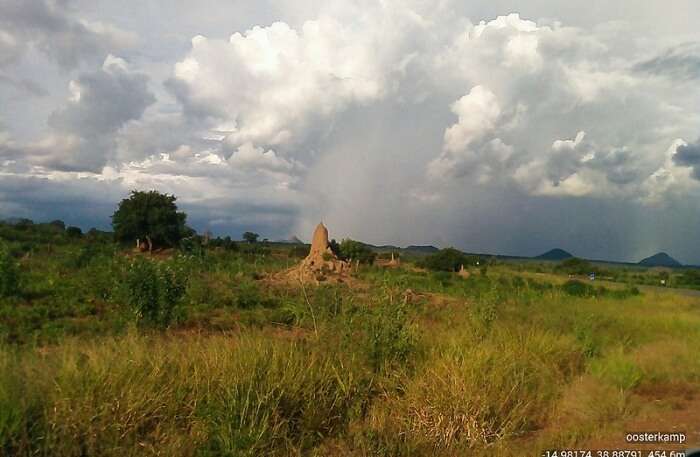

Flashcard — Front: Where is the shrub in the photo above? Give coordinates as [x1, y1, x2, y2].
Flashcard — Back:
[70, 244, 98, 269]
[590, 348, 643, 390]
[124, 258, 187, 327]
[361, 298, 415, 373]
[65, 226, 83, 238]
[419, 248, 467, 272]
[235, 281, 278, 309]
[242, 231, 259, 243]
[0, 244, 19, 298]
[561, 280, 595, 297]
[179, 235, 205, 257]
[338, 239, 376, 264]
[209, 236, 238, 251]
[556, 257, 594, 275]
[472, 292, 498, 332]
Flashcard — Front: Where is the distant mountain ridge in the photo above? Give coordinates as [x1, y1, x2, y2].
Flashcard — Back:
[638, 252, 682, 267]
[365, 244, 439, 256]
[405, 245, 439, 254]
[536, 248, 573, 261]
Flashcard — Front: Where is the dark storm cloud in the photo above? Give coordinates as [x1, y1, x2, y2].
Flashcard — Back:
[3, 0, 700, 262]
[673, 140, 700, 179]
[0, 173, 124, 228]
[633, 42, 700, 80]
[0, 0, 136, 69]
[1, 56, 156, 172]
[0, 172, 302, 240]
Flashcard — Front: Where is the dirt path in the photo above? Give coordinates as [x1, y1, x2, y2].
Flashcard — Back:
[584, 394, 700, 452]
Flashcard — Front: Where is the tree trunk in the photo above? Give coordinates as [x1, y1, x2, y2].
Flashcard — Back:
[146, 235, 153, 254]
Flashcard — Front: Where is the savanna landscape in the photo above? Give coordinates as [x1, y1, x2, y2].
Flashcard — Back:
[1, 191, 698, 456]
[3, 1, 700, 456]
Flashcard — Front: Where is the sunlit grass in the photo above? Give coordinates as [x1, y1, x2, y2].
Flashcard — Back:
[1, 247, 699, 455]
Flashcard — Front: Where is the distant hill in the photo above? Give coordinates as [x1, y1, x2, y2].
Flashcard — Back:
[638, 252, 682, 268]
[366, 244, 438, 256]
[536, 248, 573, 261]
[275, 235, 305, 244]
[405, 245, 439, 254]
[370, 244, 401, 251]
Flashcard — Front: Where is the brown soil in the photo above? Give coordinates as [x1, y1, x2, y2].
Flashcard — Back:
[585, 391, 700, 451]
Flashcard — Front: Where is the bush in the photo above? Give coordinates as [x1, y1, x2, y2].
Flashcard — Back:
[556, 257, 594, 275]
[124, 258, 187, 327]
[235, 281, 278, 309]
[69, 244, 99, 269]
[0, 244, 19, 298]
[179, 236, 205, 257]
[338, 239, 376, 264]
[419, 248, 467, 272]
[351, 297, 415, 373]
[561, 280, 595, 297]
[65, 226, 83, 238]
[208, 236, 238, 251]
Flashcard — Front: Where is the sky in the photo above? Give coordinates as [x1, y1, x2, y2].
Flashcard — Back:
[1, 0, 700, 263]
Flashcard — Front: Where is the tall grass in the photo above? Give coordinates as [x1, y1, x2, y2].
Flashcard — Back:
[0, 331, 374, 456]
[2, 247, 700, 455]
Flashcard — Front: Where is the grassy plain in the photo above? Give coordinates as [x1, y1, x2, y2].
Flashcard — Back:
[1, 226, 699, 456]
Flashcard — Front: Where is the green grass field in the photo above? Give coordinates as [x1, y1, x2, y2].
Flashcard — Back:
[1, 228, 699, 456]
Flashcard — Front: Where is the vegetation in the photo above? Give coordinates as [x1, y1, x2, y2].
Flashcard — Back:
[123, 257, 187, 327]
[242, 231, 260, 243]
[0, 243, 19, 298]
[337, 238, 377, 264]
[556, 257, 595, 275]
[0, 218, 699, 456]
[418, 247, 481, 272]
[111, 190, 189, 250]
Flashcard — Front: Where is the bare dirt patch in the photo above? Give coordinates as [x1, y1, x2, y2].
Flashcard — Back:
[585, 392, 700, 451]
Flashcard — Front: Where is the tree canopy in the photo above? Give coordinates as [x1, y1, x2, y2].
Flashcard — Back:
[242, 232, 259, 243]
[111, 190, 188, 250]
[337, 239, 376, 264]
[419, 248, 472, 272]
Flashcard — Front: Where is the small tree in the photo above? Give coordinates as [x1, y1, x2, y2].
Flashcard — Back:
[338, 239, 376, 264]
[66, 226, 83, 238]
[124, 258, 186, 327]
[419, 248, 467, 272]
[242, 231, 259, 243]
[112, 190, 187, 251]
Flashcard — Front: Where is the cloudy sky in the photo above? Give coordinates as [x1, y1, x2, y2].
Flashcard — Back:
[1, 0, 700, 262]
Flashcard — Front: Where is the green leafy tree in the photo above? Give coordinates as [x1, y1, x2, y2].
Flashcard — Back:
[66, 226, 83, 238]
[338, 239, 376, 264]
[111, 190, 188, 251]
[242, 231, 259, 243]
[419, 248, 468, 272]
